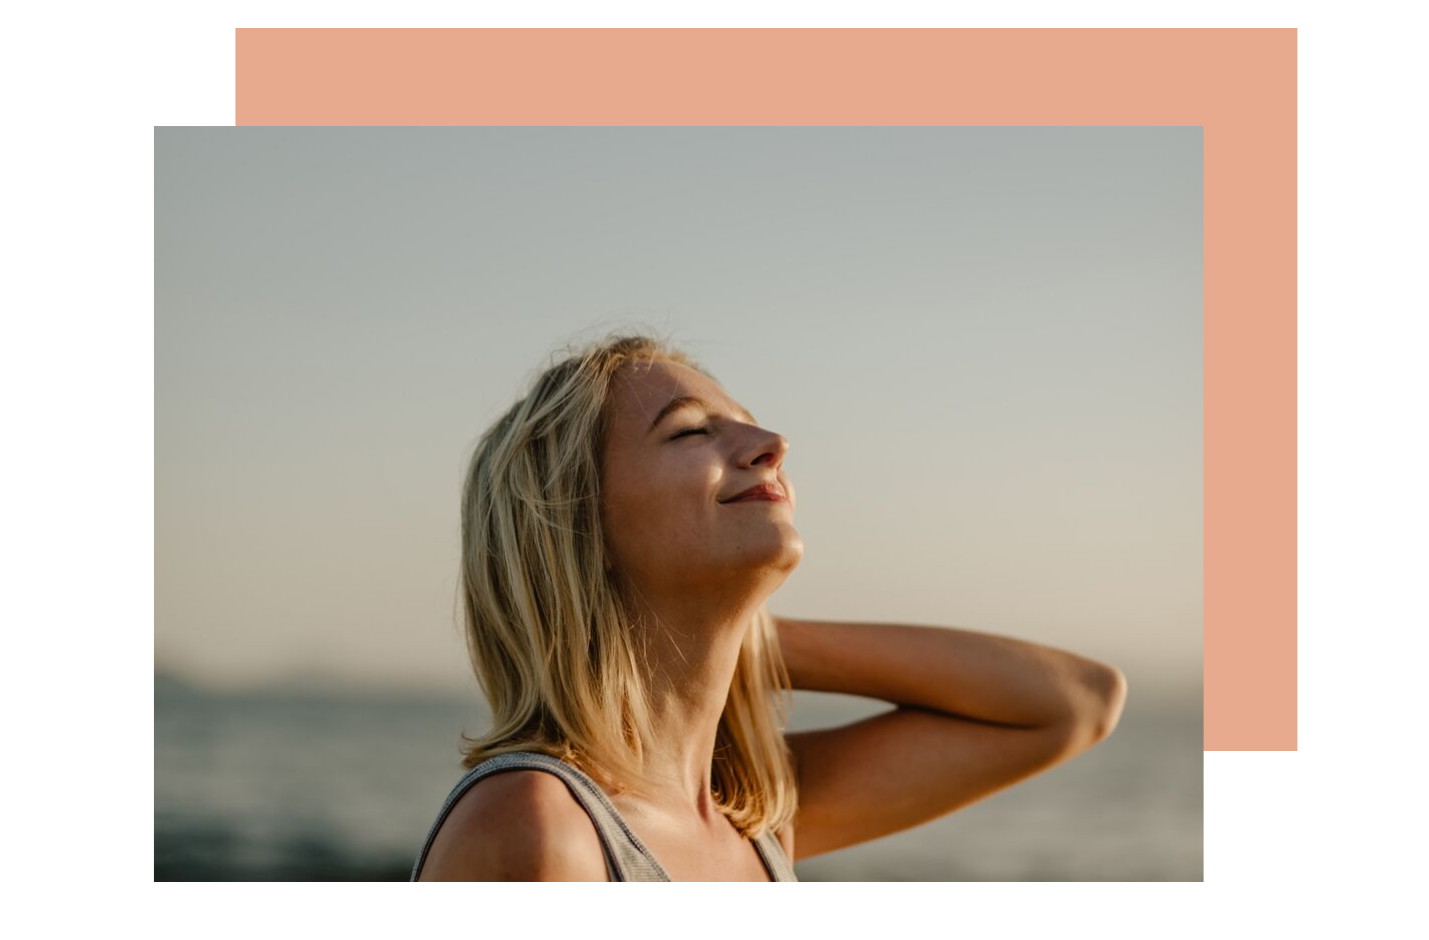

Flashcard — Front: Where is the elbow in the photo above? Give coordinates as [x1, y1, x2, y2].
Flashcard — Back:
[1055, 663, 1128, 747]
[1082, 665, 1128, 742]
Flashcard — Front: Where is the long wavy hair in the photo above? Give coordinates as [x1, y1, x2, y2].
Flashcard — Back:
[454, 331, 798, 839]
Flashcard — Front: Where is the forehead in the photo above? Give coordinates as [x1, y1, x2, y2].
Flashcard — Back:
[607, 359, 742, 432]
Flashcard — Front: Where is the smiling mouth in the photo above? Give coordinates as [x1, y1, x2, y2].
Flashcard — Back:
[720, 482, 788, 505]
[723, 489, 788, 504]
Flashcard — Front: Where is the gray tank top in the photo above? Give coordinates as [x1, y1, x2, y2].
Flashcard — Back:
[410, 750, 797, 882]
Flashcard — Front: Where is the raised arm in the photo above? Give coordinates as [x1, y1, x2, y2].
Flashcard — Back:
[774, 615, 1127, 862]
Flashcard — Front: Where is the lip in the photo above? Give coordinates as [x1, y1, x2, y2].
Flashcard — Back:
[721, 482, 787, 503]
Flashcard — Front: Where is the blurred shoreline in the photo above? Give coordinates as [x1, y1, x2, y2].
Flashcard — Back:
[156, 670, 1203, 881]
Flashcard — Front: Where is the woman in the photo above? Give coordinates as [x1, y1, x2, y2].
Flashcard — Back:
[411, 332, 1127, 882]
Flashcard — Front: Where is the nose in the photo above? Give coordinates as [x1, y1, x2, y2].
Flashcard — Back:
[744, 428, 789, 471]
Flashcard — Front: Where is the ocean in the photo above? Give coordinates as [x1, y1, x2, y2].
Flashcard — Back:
[155, 675, 1202, 881]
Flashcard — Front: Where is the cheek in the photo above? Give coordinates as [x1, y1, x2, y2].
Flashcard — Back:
[603, 468, 678, 539]
[647, 470, 718, 534]
[604, 439, 725, 513]
[607, 464, 717, 552]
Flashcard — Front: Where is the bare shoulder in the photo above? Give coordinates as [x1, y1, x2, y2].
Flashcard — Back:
[417, 769, 609, 881]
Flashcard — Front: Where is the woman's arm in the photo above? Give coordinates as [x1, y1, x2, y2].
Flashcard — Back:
[773, 615, 1128, 862]
[776, 615, 1127, 734]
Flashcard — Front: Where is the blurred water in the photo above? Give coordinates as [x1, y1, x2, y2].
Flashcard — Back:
[155, 674, 1201, 881]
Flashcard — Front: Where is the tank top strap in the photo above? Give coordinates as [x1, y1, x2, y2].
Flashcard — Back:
[410, 751, 671, 882]
[752, 828, 799, 882]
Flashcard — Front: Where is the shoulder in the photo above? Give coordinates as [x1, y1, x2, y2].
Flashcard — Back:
[418, 768, 609, 881]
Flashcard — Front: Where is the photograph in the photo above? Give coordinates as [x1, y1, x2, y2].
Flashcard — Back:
[155, 126, 1202, 881]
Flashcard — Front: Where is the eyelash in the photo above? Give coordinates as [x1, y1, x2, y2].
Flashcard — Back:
[670, 426, 709, 440]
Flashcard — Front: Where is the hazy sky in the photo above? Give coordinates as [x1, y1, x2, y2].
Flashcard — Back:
[156, 127, 1202, 698]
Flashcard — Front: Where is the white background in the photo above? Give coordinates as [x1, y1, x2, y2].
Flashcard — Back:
[3, 7, 1424, 936]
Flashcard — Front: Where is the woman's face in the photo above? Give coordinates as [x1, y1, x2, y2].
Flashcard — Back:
[599, 358, 803, 603]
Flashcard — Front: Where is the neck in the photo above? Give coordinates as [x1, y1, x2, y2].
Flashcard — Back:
[616, 578, 767, 826]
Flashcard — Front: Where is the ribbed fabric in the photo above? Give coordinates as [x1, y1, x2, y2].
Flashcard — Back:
[410, 750, 797, 882]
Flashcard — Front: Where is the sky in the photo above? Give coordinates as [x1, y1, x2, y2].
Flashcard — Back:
[155, 126, 1202, 699]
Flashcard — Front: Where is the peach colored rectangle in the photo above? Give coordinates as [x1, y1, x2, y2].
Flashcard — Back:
[236, 28, 1296, 751]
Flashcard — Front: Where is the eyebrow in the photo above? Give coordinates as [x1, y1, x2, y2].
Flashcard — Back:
[647, 396, 758, 434]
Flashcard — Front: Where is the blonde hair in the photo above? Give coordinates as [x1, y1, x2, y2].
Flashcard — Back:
[455, 331, 798, 839]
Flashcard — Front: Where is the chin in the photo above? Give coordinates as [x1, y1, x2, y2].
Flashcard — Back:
[727, 533, 803, 576]
[785, 539, 806, 572]
[768, 528, 805, 572]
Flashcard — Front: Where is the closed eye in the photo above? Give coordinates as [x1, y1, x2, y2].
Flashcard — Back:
[670, 426, 709, 440]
